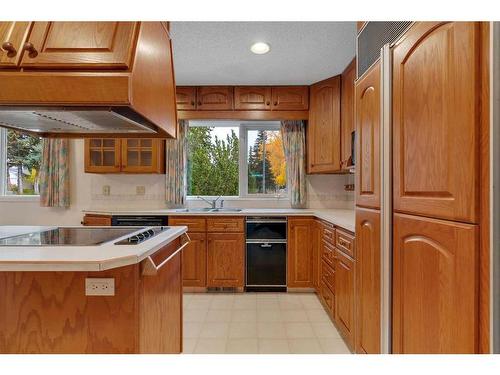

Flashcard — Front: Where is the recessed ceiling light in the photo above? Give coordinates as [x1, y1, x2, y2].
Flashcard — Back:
[250, 42, 270, 55]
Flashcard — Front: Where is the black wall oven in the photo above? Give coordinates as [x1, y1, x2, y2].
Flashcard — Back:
[246, 217, 287, 292]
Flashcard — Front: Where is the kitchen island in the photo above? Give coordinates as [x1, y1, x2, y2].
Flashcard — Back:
[0, 225, 188, 354]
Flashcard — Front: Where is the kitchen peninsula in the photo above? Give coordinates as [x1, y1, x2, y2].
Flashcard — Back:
[0, 225, 188, 354]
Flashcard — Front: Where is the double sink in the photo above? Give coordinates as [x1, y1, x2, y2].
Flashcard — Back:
[174, 208, 243, 213]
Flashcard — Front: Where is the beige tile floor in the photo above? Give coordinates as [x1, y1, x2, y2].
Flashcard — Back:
[182, 292, 352, 354]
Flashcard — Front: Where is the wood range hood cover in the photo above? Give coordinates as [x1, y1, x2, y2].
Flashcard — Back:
[0, 22, 177, 138]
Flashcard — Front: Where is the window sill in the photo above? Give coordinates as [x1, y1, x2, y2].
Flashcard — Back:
[0, 195, 40, 202]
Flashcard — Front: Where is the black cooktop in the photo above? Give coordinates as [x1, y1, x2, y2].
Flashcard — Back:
[0, 227, 144, 246]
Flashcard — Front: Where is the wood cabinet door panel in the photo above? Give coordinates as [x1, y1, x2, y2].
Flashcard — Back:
[176, 87, 197, 110]
[20, 22, 137, 69]
[196, 86, 234, 110]
[234, 86, 272, 110]
[287, 217, 314, 288]
[355, 62, 380, 208]
[206, 233, 244, 287]
[182, 233, 207, 287]
[308, 76, 341, 173]
[271, 86, 309, 110]
[393, 213, 478, 353]
[341, 58, 356, 169]
[0, 22, 31, 67]
[335, 249, 355, 349]
[355, 207, 381, 354]
[392, 22, 479, 223]
[84, 138, 121, 173]
[120, 138, 165, 174]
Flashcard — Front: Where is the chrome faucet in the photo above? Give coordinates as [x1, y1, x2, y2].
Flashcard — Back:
[197, 195, 222, 209]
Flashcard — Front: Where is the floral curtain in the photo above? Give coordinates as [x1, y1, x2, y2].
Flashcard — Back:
[165, 120, 188, 207]
[39, 138, 70, 207]
[280, 120, 307, 208]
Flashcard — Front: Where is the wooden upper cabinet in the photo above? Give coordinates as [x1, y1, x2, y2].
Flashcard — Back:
[85, 138, 165, 174]
[335, 249, 355, 350]
[0, 22, 31, 68]
[393, 213, 478, 353]
[196, 86, 234, 110]
[176, 86, 197, 110]
[287, 217, 314, 288]
[234, 86, 272, 110]
[206, 232, 245, 287]
[355, 207, 381, 354]
[85, 138, 121, 173]
[120, 138, 165, 174]
[392, 22, 479, 223]
[271, 86, 309, 110]
[307, 76, 341, 174]
[20, 22, 137, 69]
[341, 58, 356, 169]
[355, 61, 380, 209]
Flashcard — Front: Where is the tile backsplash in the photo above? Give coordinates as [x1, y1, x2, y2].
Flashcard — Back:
[87, 173, 354, 210]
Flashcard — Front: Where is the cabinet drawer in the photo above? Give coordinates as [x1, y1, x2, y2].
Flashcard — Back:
[321, 223, 335, 244]
[320, 281, 334, 315]
[206, 217, 244, 232]
[321, 240, 336, 267]
[336, 229, 355, 259]
[168, 216, 206, 232]
[321, 260, 335, 292]
[82, 214, 112, 226]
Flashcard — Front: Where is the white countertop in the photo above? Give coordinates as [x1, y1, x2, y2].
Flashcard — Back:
[0, 225, 187, 272]
[83, 208, 356, 233]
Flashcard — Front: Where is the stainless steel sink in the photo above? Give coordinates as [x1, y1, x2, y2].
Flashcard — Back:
[174, 207, 213, 212]
[174, 208, 243, 213]
[210, 208, 243, 212]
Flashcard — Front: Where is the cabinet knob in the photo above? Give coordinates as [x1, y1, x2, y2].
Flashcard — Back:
[23, 42, 38, 58]
[274, 101, 278, 106]
[197, 101, 202, 106]
[266, 101, 270, 106]
[190, 100, 195, 106]
[1, 42, 17, 57]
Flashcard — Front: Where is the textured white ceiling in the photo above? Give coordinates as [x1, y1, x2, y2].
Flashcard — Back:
[170, 22, 356, 85]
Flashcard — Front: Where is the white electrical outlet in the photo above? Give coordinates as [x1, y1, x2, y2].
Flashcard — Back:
[85, 278, 115, 296]
[136, 186, 145, 195]
[102, 185, 111, 196]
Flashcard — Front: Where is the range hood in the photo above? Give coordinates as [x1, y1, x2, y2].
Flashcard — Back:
[0, 107, 158, 135]
[0, 22, 177, 138]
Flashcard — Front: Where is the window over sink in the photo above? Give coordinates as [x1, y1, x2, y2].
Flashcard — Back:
[0, 128, 42, 197]
[187, 120, 287, 198]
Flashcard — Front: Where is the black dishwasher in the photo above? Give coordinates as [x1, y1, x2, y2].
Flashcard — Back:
[246, 217, 287, 292]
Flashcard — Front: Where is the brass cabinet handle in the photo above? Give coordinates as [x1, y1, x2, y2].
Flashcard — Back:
[1, 42, 17, 57]
[23, 42, 38, 58]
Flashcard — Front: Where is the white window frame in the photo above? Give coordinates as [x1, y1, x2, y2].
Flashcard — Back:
[186, 120, 286, 199]
[0, 128, 41, 200]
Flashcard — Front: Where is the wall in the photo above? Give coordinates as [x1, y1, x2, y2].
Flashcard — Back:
[0, 140, 354, 225]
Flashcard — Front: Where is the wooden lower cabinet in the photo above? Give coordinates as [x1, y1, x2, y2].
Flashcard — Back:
[0, 238, 183, 353]
[335, 249, 355, 350]
[312, 220, 322, 290]
[355, 207, 381, 354]
[287, 217, 314, 288]
[181, 232, 207, 287]
[207, 232, 245, 288]
[393, 213, 478, 353]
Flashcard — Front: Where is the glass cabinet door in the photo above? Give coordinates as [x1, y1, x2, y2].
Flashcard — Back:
[121, 138, 165, 173]
[84, 139, 121, 173]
